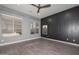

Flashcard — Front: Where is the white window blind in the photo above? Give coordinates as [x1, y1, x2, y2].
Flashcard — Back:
[1, 14, 22, 37]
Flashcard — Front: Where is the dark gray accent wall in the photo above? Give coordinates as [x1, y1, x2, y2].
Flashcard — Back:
[41, 5, 79, 44]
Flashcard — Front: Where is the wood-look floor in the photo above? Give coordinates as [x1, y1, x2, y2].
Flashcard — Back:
[0, 38, 79, 55]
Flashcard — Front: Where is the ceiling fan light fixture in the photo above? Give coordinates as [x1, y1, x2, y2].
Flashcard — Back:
[37, 13, 40, 15]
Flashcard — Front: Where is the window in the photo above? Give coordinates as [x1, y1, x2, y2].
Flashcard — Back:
[1, 14, 22, 37]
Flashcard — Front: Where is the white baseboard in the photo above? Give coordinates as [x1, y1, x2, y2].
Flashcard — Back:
[0, 37, 41, 46]
[42, 37, 79, 47]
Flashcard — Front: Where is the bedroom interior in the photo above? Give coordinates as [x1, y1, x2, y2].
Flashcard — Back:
[0, 4, 79, 55]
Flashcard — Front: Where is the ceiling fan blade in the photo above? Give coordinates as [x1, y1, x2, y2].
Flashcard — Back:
[37, 8, 40, 13]
[31, 4, 39, 8]
[30, 4, 51, 14]
[41, 5, 51, 8]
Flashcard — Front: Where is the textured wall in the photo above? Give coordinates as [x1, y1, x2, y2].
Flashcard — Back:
[41, 6, 79, 44]
[0, 5, 40, 44]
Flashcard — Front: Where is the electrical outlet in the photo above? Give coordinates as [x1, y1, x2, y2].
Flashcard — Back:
[1, 40, 4, 42]
[73, 39, 75, 42]
[66, 38, 69, 40]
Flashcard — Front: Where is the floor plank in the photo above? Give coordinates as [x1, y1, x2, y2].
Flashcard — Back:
[0, 38, 79, 55]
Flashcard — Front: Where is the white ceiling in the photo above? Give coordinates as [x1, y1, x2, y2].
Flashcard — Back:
[2, 4, 78, 19]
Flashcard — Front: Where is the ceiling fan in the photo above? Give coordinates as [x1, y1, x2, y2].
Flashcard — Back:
[31, 4, 51, 14]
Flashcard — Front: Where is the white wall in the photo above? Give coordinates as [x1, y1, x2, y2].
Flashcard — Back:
[0, 5, 41, 45]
